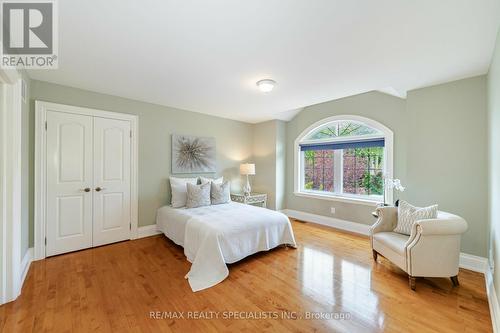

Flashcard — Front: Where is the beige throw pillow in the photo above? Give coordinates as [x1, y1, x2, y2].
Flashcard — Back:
[186, 182, 211, 208]
[393, 200, 438, 236]
[211, 181, 231, 205]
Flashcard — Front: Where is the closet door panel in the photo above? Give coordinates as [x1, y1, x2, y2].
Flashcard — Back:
[92, 117, 131, 246]
[46, 111, 93, 256]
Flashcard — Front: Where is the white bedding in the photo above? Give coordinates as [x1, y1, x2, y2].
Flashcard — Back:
[156, 202, 296, 291]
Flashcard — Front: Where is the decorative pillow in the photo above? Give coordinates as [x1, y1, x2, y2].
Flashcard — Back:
[199, 176, 223, 185]
[170, 177, 198, 208]
[186, 182, 211, 208]
[211, 181, 231, 205]
[393, 200, 438, 235]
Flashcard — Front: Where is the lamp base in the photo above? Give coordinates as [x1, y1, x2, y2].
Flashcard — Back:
[243, 175, 251, 196]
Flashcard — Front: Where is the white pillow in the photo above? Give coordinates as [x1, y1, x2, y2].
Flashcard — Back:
[199, 176, 223, 185]
[170, 176, 198, 208]
[393, 200, 438, 235]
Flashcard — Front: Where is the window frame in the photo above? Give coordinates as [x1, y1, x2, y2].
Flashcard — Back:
[294, 115, 394, 206]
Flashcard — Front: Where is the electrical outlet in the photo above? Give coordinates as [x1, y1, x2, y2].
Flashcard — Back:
[330, 207, 336, 214]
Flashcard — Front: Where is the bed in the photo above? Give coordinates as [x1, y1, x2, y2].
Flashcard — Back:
[156, 202, 296, 291]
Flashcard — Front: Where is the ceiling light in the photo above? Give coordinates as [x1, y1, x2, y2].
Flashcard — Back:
[256, 79, 276, 93]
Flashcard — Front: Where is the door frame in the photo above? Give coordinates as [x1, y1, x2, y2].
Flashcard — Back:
[34, 101, 139, 260]
[0, 69, 23, 304]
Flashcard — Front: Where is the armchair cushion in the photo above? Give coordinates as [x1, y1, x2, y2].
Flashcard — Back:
[372, 232, 409, 255]
[393, 200, 438, 235]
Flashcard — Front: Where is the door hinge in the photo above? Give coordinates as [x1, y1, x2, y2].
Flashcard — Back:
[130, 130, 132, 138]
[129, 222, 131, 230]
[45, 121, 47, 130]
[44, 237, 47, 245]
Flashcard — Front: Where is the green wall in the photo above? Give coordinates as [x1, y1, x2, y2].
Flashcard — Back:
[406, 76, 488, 257]
[253, 120, 279, 209]
[285, 77, 488, 257]
[488, 27, 500, 303]
[275, 120, 286, 211]
[252, 119, 287, 210]
[28, 80, 254, 246]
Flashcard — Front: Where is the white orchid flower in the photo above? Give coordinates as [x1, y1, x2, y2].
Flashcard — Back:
[385, 178, 405, 192]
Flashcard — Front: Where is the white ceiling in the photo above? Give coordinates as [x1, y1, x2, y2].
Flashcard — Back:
[28, 0, 500, 123]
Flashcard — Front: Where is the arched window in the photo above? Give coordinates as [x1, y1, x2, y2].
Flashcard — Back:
[294, 115, 393, 204]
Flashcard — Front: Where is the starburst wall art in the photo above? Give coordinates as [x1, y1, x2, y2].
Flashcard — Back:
[172, 134, 216, 173]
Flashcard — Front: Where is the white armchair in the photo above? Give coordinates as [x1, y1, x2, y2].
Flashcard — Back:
[370, 206, 468, 290]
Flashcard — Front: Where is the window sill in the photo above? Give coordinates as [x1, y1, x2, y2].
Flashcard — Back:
[293, 191, 381, 207]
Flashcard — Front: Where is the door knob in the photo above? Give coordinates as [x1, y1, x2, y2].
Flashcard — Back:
[95, 187, 105, 192]
[83, 188, 91, 192]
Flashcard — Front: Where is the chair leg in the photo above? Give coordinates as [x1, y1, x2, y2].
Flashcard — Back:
[409, 276, 416, 291]
[372, 250, 378, 261]
[450, 275, 459, 287]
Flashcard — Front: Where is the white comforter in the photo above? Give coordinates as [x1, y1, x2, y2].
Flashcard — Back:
[156, 202, 296, 292]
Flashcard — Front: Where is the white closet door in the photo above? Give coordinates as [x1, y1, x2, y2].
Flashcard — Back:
[46, 111, 93, 256]
[92, 117, 131, 246]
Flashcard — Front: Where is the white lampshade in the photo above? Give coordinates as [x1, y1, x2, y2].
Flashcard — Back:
[240, 163, 255, 175]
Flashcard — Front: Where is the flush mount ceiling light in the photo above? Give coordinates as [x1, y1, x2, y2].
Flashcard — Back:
[256, 79, 276, 93]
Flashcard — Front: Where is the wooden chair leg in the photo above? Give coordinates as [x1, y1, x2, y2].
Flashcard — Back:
[409, 276, 416, 291]
[372, 250, 378, 261]
[450, 275, 459, 287]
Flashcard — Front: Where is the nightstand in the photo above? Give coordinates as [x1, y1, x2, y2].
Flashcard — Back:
[230, 193, 267, 208]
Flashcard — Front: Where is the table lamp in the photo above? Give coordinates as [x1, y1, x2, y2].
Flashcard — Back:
[240, 163, 255, 196]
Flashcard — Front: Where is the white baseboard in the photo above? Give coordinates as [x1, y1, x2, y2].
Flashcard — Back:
[459, 252, 489, 273]
[486, 268, 500, 333]
[137, 224, 161, 239]
[20, 247, 33, 288]
[281, 209, 371, 236]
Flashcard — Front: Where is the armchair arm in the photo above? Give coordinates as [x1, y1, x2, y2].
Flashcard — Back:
[405, 212, 468, 247]
[370, 206, 398, 235]
[415, 217, 468, 235]
[405, 212, 467, 277]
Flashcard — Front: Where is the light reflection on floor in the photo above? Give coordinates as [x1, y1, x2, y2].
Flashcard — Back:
[302, 246, 334, 300]
[301, 245, 383, 329]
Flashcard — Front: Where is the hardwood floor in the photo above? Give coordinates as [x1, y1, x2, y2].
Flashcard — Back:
[0, 220, 492, 333]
